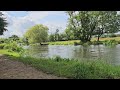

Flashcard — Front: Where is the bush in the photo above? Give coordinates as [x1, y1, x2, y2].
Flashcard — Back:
[0, 43, 5, 49]
[109, 34, 117, 37]
[101, 35, 107, 38]
[53, 55, 63, 62]
[4, 41, 24, 53]
[74, 42, 80, 45]
[92, 41, 103, 45]
[118, 41, 120, 44]
[103, 39, 118, 46]
[116, 34, 120, 37]
[82, 42, 91, 46]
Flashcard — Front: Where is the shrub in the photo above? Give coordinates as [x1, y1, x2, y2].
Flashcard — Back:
[53, 55, 63, 62]
[74, 42, 80, 45]
[4, 41, 24, 53]
[92, 41, 103, 45]
[0, 43, 5, 49]
[109, 34, 117, 37]
[118, 41, 120, 44]
[82, 42, 90, 46]
[103, 39, 118, 46]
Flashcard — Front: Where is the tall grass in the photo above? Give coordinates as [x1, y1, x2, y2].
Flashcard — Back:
[103, 39, 118, 46]
[5, 53, 120, 79]
[1, 49, 120, 79]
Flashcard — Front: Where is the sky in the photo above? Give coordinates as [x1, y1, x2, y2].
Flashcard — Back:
[0, 11, 69, 38]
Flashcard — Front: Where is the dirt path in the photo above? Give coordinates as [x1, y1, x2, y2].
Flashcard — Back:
[0, 54, 66, 79]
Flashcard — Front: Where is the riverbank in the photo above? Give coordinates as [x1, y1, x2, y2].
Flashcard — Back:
[1, 49, 120, 79]
[48, 37, 120, 45]
[0, 53, 66, 79]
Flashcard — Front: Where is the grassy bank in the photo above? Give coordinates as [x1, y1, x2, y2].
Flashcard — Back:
[48, 40, 79, 45]
[48, 37, 120, 45]
[1, 49, 120, 79]
[0, 49, 20, 57]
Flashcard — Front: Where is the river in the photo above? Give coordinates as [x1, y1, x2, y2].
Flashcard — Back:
[23, 45, 120, 65]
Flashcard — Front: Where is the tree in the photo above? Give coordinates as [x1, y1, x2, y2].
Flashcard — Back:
[9, 35, 19, 41]
[65, 27, 74, 40]
[54, 29, 59, 41]
[22, 37, 29, 45]
[0, 12, 8, 35]
[49, 34, 55, 42]
[93, 11, 120, 41]
[66, 11, 98, 43]
[25, 24, 48, 45]
[66, 11, 120, 43]
[58, 33, 67, 41]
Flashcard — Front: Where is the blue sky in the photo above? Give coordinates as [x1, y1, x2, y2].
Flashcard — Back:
[0, 11, 68, 38]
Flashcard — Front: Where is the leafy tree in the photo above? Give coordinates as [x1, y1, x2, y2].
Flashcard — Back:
[66, 11, 98, 43]
[22, 37, 29, 45]
[58, 33, 67, 41]
[0, 12, 8, 35]
[65, 27, 75, 40]
[25, 24, 48, 45]
[66, 11, 120, 43]
[49, 34, 55, 42]
[9, 35, 19, 41]
[93, 11, 120, 41]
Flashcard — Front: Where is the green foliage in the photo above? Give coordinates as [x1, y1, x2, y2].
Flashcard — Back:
[109, 34, 117, 38]
[9, 35, 20, 41]
[92, 41, 103, 45]
[49, 40, 77, 45]
[25, 24, 48, 44]
[0, 49, 20, 57]
[4, 41, 24, 53]
[53, 55, 63, 62]
[49, 34, 55, 42]
[21, 37, 29, 45]
[74, 42, 80, 45]
[103, 39, 118, 46]
[66, 11, 98, 43]
[101, 34, 108, 38]
[49, 29, 68, 42]
[65, 27, 75, 40]
[118, 40, 120, 44]
[66, 11, 120, 43]
[0, 12, 8, 35]
[3, 54, 120, 79]
[0, 43, 5, 49]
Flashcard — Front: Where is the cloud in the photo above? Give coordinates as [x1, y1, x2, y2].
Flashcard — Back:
[0, 11, 68, 38]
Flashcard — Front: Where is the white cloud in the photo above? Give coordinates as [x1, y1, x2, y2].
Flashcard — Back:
[0, 11, 67, 38]
[43, 21, 67, 34]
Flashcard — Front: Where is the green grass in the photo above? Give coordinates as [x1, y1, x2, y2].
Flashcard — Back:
[1, 49, 120, 79]
[0, 49, 20, 57]
[48, 37, 120, 45]
[48, 40, 79, 45]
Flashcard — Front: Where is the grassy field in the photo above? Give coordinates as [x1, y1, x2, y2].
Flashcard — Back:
[1, 49, 120, 79]
[48, 37, 120, 45]
[92, 37, 120, 41]
[0, 49, 20, 57]
[48, 40, 79, 45]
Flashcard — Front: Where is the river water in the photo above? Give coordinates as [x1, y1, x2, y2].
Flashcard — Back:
[23, 45, 120, 65]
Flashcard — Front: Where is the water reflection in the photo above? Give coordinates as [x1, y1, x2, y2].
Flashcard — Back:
[24, 45, 49, 58]
[24, 45, 120, 65]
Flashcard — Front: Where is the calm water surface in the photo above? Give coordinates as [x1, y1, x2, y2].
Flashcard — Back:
[23, 45, 120, 65]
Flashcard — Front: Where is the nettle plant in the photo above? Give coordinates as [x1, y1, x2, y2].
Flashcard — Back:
[4, 40, 24, 53]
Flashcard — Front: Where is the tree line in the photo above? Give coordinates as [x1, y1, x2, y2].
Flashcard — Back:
[49, 11, 120, 43]
[1, 11, 120, 45]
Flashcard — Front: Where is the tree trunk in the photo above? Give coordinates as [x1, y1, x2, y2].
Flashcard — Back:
[97, 35, 100, 42]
